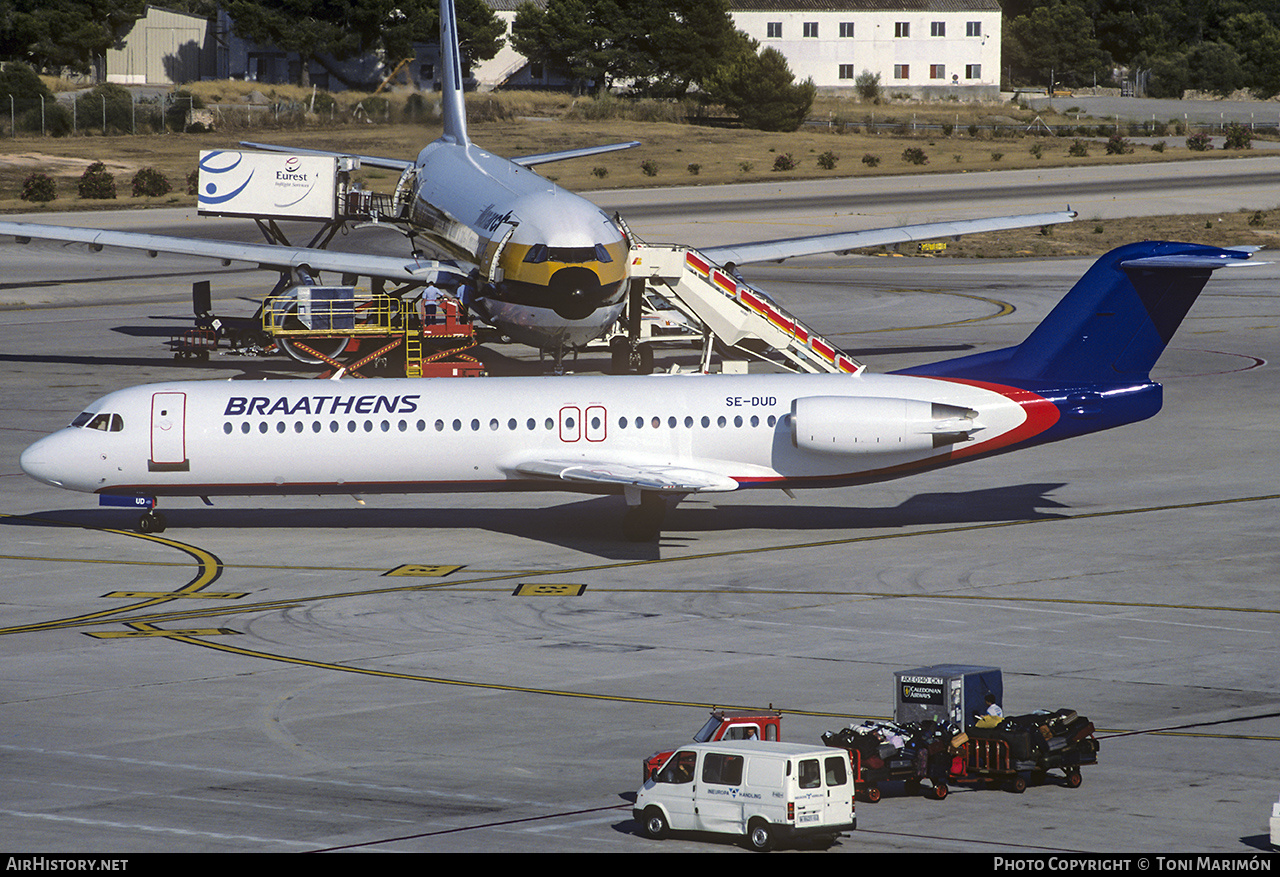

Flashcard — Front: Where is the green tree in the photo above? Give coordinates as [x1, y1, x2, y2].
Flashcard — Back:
[617, 0, 743, 98]
[0, 0, 147, 73]
[511, 0, 626, 94]
[377, 0, 506, 73]
[1004, 0, 1113, 88]
[224, 0, 364, 87]
[705, 45, 815, 132]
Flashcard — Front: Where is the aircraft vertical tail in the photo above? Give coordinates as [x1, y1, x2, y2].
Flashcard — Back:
[439, 0, 469, 145]
[898, 241, 1259, 385]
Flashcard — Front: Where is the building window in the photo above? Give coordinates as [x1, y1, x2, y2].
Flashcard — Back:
[895, 22, 910, 38]
[893, 64, 909, 79]
[966, 64, 982, 79]
[839, 22, 854, 38]
[930, 64, 946, 79]
[931, 21, 945, 37]
[803, 21, 818, 38]
[839, 64, 855, 80]
[766, 21, 781, 38]
[967, 21, 982, 37]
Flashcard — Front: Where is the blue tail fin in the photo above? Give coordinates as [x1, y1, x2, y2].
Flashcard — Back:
[899, 241, 1258, 384]
[439, 0, 469, 146]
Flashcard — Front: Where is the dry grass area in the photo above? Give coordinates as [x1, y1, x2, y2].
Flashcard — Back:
[1, 86, 1275, 257]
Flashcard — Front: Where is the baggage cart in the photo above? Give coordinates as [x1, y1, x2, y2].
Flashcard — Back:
[952, 709, 1099, 793]
[823, 720, 955, 802]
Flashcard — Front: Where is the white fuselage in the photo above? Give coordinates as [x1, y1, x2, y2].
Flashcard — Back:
[19, 372, 1044, 500]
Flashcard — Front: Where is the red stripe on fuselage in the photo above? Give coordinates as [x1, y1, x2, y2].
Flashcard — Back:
[924, 376, 1060, 460]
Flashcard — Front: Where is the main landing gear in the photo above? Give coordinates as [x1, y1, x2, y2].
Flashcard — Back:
[137, 510, 167, 534]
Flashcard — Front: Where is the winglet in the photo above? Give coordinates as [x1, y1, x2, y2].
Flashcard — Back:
[439, 0, 469, 146]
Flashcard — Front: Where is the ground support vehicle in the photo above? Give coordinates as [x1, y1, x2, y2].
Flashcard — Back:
[643, 709, 781, 781]
[954, 710, 1099, 793]
[822, 720, 957, 802]
[634, 741, 856, 852]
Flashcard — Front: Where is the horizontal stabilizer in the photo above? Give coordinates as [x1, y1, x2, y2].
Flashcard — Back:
[513, 141, 642, 168]
[239, 141, 413, 171]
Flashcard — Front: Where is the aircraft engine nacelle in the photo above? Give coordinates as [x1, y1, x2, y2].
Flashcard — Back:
[790, 396, 980, 455]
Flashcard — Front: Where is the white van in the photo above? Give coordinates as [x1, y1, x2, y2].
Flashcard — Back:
[633, 740, 856, 851]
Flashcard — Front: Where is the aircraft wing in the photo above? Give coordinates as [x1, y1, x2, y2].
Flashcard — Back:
[512, 458, 739, 493]
[0, 221, 454, 281]
[700, 210, 1078, 266]
[512, 141, 641, 168]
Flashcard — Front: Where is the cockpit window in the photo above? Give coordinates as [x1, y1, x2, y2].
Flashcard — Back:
[79, 412, 123, 432]
[522, 244, 613, 265]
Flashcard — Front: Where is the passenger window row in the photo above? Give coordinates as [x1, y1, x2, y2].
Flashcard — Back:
[221, 414, 786, 435]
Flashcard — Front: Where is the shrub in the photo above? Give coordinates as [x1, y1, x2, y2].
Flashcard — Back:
[1029, 143, 1044, 159]
[186, 169, 200, 196]
[1248, 210, 1266, 227]
[77, 162, 117, 199]
[1105, 133, 1134, 155]
[75, 84, 135, 134]
[1186, 132, 1213, 151]
[771, 153, 797, 171]
[854, 70, 881, 103]
[131, 168, 171, 198]
[686, 163, 701, 175]
[901, 147, 928, 165]
[1068, 139, 1090, 157]
[1151, 141, 1167, 153]
[591, 166, 609, 179]
[817, 150, 838, 170]
[640, 159, 659, 177]
[1224, 123, 1252, 150]
[990, 151, 1004, 162]
[738, 160, 754, 173]
[861, 153, 880, 167]
[20, 172, 56, 203]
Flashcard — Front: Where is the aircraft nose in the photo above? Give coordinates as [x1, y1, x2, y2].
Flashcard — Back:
[20, 433, 70, 488]
[548, 265, 622, 321]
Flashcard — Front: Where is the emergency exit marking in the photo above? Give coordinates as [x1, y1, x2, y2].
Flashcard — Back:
[102, 590, 248, 599]
[384, 564, 466, 577]
[86, 628, 240, 639]
[513, 584, 587, 596]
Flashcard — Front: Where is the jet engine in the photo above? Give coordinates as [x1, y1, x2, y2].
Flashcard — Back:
[790, 396, 980, 454]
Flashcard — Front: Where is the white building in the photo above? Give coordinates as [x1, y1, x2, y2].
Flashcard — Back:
[727, 0, 1003, 98]
[474, 0, 1003, 98]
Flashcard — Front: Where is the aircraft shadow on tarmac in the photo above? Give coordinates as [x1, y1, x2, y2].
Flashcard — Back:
[8, 483, 1070, 561]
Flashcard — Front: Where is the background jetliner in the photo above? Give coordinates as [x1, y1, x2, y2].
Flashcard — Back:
[0, 0, 1074, 368]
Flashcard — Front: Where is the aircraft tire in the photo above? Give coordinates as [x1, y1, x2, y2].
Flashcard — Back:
[138, 511, 166, 534]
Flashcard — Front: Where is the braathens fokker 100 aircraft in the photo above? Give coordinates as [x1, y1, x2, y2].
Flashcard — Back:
[0, 0, 1074, 361]
[19, 241, 1257, 541]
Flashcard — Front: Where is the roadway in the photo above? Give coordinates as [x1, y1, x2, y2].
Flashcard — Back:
[0, 160, 1276, 854]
